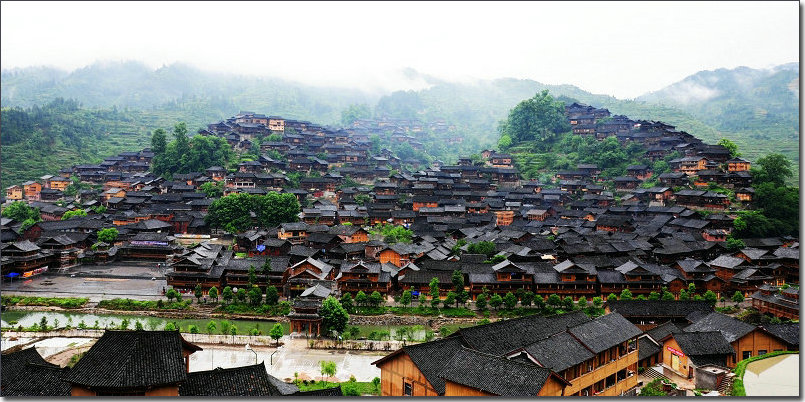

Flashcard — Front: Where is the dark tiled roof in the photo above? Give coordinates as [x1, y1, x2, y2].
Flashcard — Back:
[521, 331, 594, 372]
[568, 313, 642, 353]
[180, 362, 296, 396]
[673, 331, 735, 356]
[1, 362, 71, 396]
[638, 337, 661, 361]
[1, 347, 60, 387]
[684, 312, 756, 343]
[645, 321, 685, 343]
[63, 330, 201, 390]
[760, 323, 800, 346]
[607, 300, 713, 319]
[395, 336, 465, 394]
[437, 347, 554, 396]
[455, 311, 590, 355]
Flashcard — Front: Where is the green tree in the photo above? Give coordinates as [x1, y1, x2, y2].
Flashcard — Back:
[418, 293, 428, 307]
[476, 293, 488, 311]
[189, 325, 199, 334]
[732, 291, 745, 304]
[194, 283, 203, 303]
[547, 294, 562, 309]
[451, 270, 464, 292]
[369, 223, 413, 244]
[248, 286, 262, 307]
[577, 296, 588, 309]
[120, 318, 130, 330]
[319, 361, 337, 387]
[521, 291, 535, 307]
[661, 290, 675, 301]
[199, 181, 224, 198]
[1, 201, 40, 223]
[222, 286, 233, 304]
[355, 290, 368, 307]
[400, 290, 412, 307]
[205, 192, 300, 233]
[96, 227, 119, 243]
[151, 128, 167, 156]
[752, 153, 793, 186]
[270, 323, 284, 346]
[607, 293, 618, 302]
[562, 296, 575, 311]
[369, 291, 384, 308]
[497, 134, 513, 150]
[503, 292, 517, 310]
[467, 241, 497, 257]
[533, 294, 545, 310]
[725, 237, 746, 251]
[165, 322, 177, 331]
[265, 286, 279, 306]
[209, 286, 218, 302]
[220, 321, 230, 335]
[62, 209, 88, 220]
[648, 291, 660, 301]
[679, 289, 690, 301]
[619, 289, 633, 301]
[236, 288, 247, 303]
[703, 290, 718, 306]
[340, 293, 354, 312]
[441, 291, 455, 308]
[429, 278, 440, 309]
[165, 288, 178, 303]
[248, 266, 257, 287]
[135, 320, 144, 331]
[717, 138, 741, 158]
[320, 296, 349, 336]
[489, 294, 503, 310]
[206, 320, 217, 335]
[498, 90, 571, 148]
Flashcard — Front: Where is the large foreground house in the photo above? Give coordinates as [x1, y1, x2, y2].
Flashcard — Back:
[373, 311, 641, 396]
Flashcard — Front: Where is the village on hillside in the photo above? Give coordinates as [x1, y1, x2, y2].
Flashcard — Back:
[1, 102, 799, 397]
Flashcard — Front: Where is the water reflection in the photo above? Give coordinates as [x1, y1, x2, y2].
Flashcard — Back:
[743, 354, 799, 396]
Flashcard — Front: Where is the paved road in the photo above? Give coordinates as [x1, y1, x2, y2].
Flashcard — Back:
[188, 342, 384, 382]
[1, 262, 168, 302]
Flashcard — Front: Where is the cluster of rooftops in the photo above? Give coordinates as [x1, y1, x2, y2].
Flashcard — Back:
[1, 106, 795, 312]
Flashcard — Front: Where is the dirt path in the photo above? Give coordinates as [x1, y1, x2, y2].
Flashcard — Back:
[47, 342, 95, 367]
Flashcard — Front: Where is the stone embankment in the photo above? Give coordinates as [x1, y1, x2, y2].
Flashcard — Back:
[348, 313, 482, 329]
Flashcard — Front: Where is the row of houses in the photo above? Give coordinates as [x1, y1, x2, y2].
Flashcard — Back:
[372, 300, 799, 396]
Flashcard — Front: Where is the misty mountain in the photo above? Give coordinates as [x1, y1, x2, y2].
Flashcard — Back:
[1, 61, 377, 124]
[637, 63, 799, 134]
[3, 61, 797, 169]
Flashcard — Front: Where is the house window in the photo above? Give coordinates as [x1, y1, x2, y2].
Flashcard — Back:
[742, 351, 752, 360]
[758, 350, 767, 356]
[403, 381, 413, 396]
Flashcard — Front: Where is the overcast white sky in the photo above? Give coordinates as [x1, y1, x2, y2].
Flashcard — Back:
[1, 1, 798, 99]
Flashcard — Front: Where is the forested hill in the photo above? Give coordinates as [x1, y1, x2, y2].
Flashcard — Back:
[0, 99, 223, 189]
[636, 63, 799, 167]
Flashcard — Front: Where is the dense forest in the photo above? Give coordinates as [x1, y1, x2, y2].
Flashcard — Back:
[0, 99, 222, 188]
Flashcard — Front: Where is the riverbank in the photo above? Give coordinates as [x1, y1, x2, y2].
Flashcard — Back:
[2, 304, 483, 329]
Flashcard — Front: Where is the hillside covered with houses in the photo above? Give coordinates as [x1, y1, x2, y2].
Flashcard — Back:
[2, 90, 798, 324]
